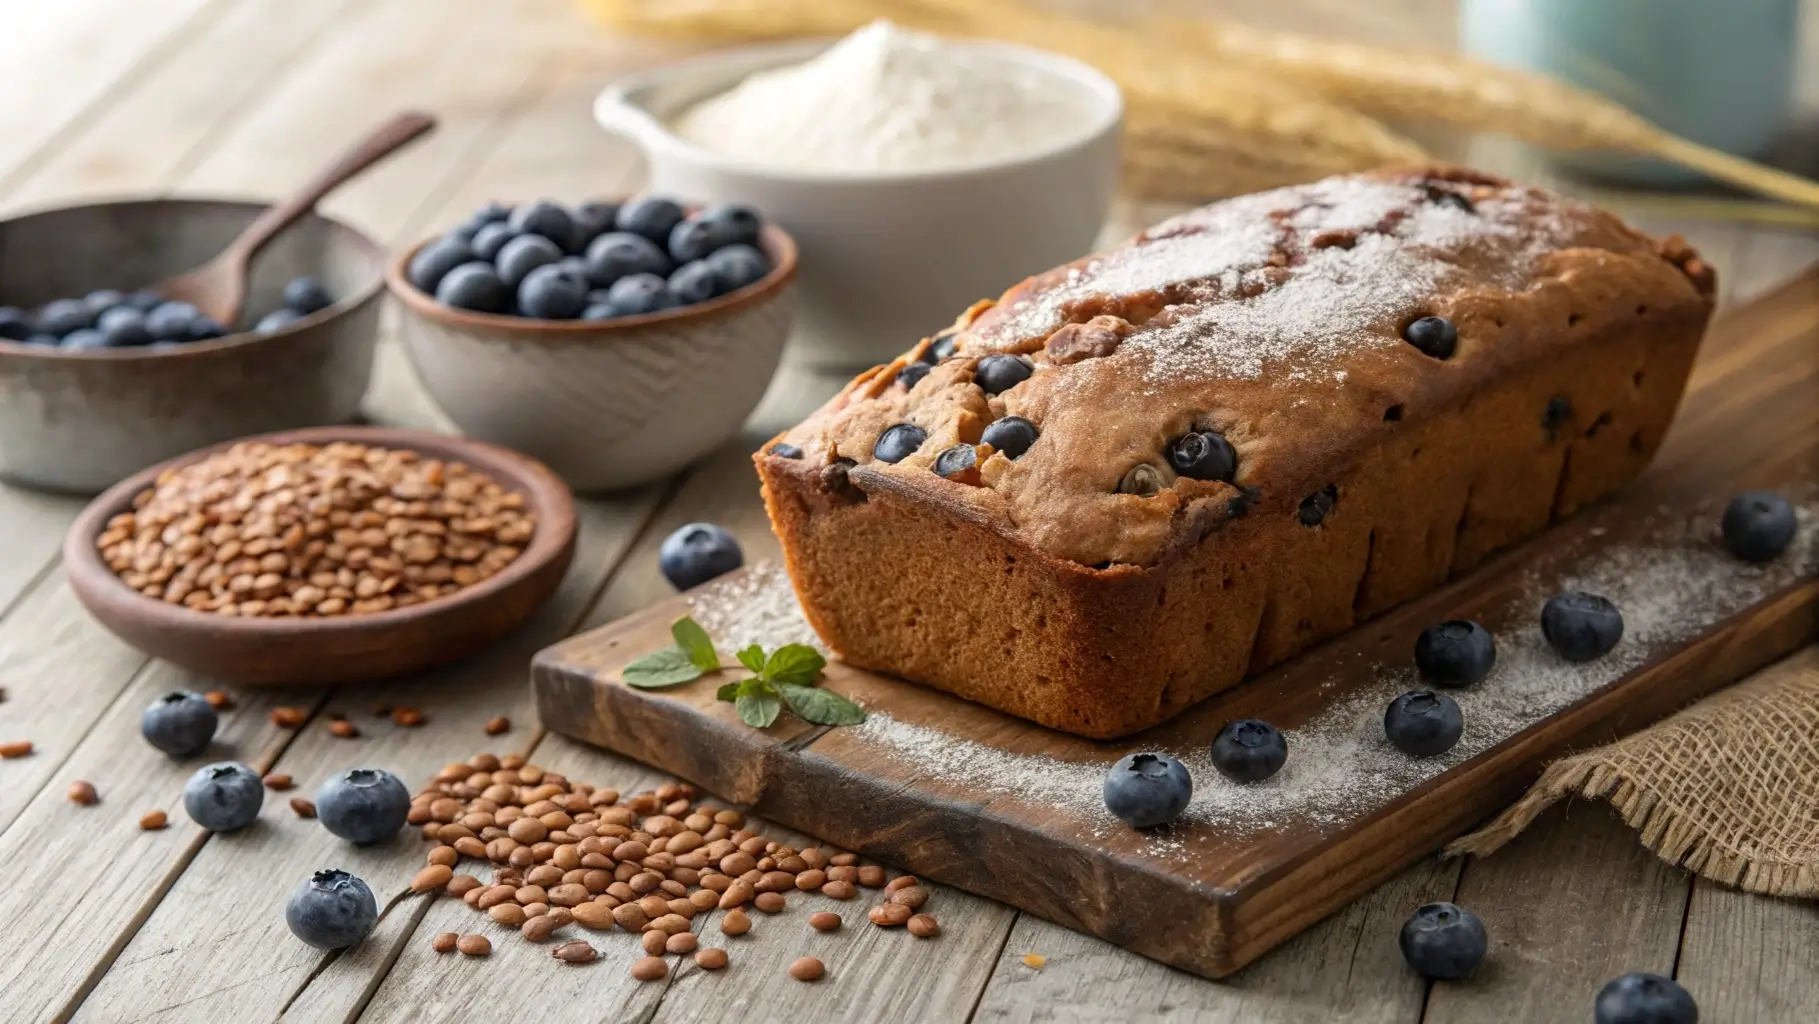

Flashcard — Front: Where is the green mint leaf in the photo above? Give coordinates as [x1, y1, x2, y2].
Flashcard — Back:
[622, 646, 702, 688]
[671, 617, 719, 672]
[763, 645, 827, 687]
[735, 644, 768, 675]
[777, 682, 866, 725]
[735, 680, 782, 729]
[715, 682, 741, 702]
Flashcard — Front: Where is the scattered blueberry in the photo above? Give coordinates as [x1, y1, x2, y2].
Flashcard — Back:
[933, 444, 978, 479]
[0, 306, 30, 340]
[1399, 902, 1487, 979]
[435, 262, 511, 313]
[658, 523, 744, 591]
[1404, 315, 1458, 359]
[145, 301, 201, 342]
[471, 221, 520, 261]
[981, 416, 1038, 459]
[1720, 490, 1796, 563]
[616, 196, 685, 244]
[140, 690, 218, 758]
[1541, 592, 1624, 662]
[38, 298, 94, 336]
[704, 244, 769, 292]
[1210, 719, 1287, 783]
[516, 264, 587, 320]
[507, 199, 575, 247]
[60, 328, 110, 350]
[183, 761, 264, 831]
[285, 869, 378, 950]
[1167, 430, 1237, 482]
[1414, 620, 1496, 687]
[668, 216, 729, 264]
[316, 768, 411, 844]
[256, 308, 305, 333]
[83, 289, 126, 315]
[770, 443, 803, 459]
[873, 423, 926, 464]
[1102, 752, 1192, 828]
[1595, 972, 1698, 1024]
[974, 354, 1033, 395]
[96, 306, 152, 347]
[601, 273, 676, 317]
[496, 233, 563, 289]
[668, 260, 723, 305]
[283, 276, 334, 316]
[585, 232, 671, 288]
[408, 236, 475, 294]
[897, 362, 931, 390]
[1384, 690, 1463, 757]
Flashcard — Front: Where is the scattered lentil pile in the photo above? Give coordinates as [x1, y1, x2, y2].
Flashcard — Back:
[96, 441, 534, 617]
[412, 752, 939, 980]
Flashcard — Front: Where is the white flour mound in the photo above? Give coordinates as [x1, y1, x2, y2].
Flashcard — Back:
[671, 20, 1087, 173]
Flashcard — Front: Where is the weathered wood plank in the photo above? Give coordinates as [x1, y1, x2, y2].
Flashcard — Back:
[1422, 806, 1689, 1024]
[971, 858, 1454, 1024]
[0, 483, 85, 616]
[1674, 879, 1819, 1023]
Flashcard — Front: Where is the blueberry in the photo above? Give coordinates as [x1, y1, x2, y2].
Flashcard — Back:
[1404, 315, 1457, 359]
[188, 316, 228, 341]
[472, 200, 512, 225]
[183, 761, 264, 831]
[285, 869, 378, 950]
[769, 443, 803, 459]
[256, 308, 304, 333]
[570, 200, 619, 247]
[668, 216, 729, 264]
[450, 219, 483, 243]
[0, 306, 30, 340]
[408, 235, 475, 294]
[1595, 972, 1698, 1024]
[145, 301, 201, 341]
[507, 199, 575, 249]
[471, 221, 521, 261]
[704, 244, 769, 292]
[1414, 620, 1495, 687]
[601, 273, 676, 317]
[515, 264, 587, 320]
[554, 256, 591, 288]
[1167, 430, 1237, 482]
[580, 303, 617, 321]
[283, 276, 334, 316]
[495, 233, 563, 290]
[974, 354, 1032, 395]
[933, 444, 977, 479]
[1542, 395, 1572, 439]
[1721, 490, 1796, 563]
[658, 523, 743, 591]
[926, 331, 959, 362]
[668, 260, 723, 305]
[1541, 592, 1624, 662]
[38, 297, 94, 336]
[697, 204, 762, 248]
[1102, 752, 1192, 828]
[316, 768, 411, 844]
[981, 416, 1038, 460]
[60, 328, 110, 350]
[124, 289, 166, 312]
[873, 423, 926, 464]
[97, 306, 152, 347]
[435, 262, 511, 313]
[1210, 719, 1287, 783]
[897, 362, 931, 391]
[83, 289, 126, 316]
[1384, 690, 1463, 757]
[584, 232, 672, 288]
[139, 690, 218, 757]
[616, 196, 686, 244]
[1425, 184, 1476, 213]
[1399, 902, 1487, 979]
[23, 333, 58, 346]
[1298, 486, 1336, 526]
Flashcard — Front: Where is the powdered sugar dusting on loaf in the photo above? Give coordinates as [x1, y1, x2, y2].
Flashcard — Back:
[685, 562, 827, 655]
[846, 501, 1816, 852]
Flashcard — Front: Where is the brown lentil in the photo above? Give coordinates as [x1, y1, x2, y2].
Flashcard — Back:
[754, 892, 786, 914]
[68, 780, 98, 805]
[885, 874, 920, 894]
[889, 885, 929, 909]
[139, 809, 168, 830]
[263, 773, 293, 791]
[857, 865, 887, 887]
[523, 915, 564, 942]
[789, 957, 825, 982]
[204, 690, 235, 710]
[721, 909, 752, 936]
[483, 715, 511, 735]
[640, 929, 667, 956]
[551, 939, 596, 963]
[907, 913, 939, 937]
[808, 912, 841, 932]
[447, 875, 482, 897]
[665, 931, 698, 954]
[795, 869, 827, 891]
[391, 706, 425, 728]
[630, 956, 668, 982]
[270, 707, 306, 729]
[694, 947, 728, 970]
[432, 932, 459, 953]
[289, 797, 317, 818]
[488, 903, 527, 927]
[457, 934, 491, 956]
[411, 865, 454, 893]
[869, 903, 912, 927]
[98, 441, 533, 618]
[0, 741, 33, 759]
[329, 719, 358, 739]
[821, 880, 857, 900]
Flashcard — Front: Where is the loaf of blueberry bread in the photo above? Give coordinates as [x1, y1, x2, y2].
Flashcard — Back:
[756, 167, 1715, 739]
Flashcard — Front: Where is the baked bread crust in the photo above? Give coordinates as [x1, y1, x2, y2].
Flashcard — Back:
[758, 167, 1715, 738]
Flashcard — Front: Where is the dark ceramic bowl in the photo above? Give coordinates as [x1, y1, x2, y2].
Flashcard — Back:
[0, 197, 385, 493]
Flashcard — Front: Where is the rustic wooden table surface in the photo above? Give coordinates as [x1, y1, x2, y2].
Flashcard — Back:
[0, 1, 1815, 1021]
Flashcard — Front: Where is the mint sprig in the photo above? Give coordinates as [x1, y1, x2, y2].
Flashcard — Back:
[620, 615, 864, 729]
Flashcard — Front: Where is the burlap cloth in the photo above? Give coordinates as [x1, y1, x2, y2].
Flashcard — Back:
[1447, 647, 1819, 898]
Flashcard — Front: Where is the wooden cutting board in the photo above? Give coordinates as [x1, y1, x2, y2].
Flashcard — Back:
[533, 269, 1819, 980]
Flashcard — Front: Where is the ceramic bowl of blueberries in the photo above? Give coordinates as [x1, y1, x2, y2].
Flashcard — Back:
[388, 194, 797, 492]
[0, 198, 383, 493]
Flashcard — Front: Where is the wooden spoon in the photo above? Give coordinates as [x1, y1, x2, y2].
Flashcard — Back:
[155, 110, 437, 328]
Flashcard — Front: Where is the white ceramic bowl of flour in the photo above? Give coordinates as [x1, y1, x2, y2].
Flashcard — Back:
[596, 24, 1122, 367]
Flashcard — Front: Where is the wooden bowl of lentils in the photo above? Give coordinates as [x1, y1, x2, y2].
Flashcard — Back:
[63, 425, 577, 685]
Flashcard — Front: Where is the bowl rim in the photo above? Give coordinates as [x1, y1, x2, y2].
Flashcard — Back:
[594, 33, 1126, 185]
[64, 424, 579, 642]
[0, 195, 387, 362]
[386, 216, 799, 337]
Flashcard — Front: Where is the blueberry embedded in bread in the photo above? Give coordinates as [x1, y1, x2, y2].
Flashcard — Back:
[973, 354, 1033, 395]
[933, 444, 979, 482]
[1403, 316, 1458, 359]
[1423, 184, 1475, 213]
[768, 443, 803, 459]
[980, 416, 1038, 460]
[873, 423, 927, 464]
[922, 330, 959, 363]
[1542, 396, 1572, 440]
[897, 362, 931, 390]
[1167, 430, 1236, 482]
[1298, 486, 1337, 527]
